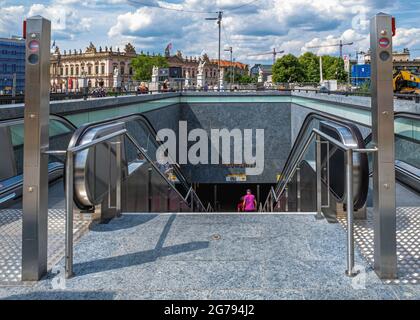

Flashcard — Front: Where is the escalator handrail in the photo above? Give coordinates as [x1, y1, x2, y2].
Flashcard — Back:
[364, 112, 420, 190]
[0, 113, 77, 131]
[67, 129, 203, 211]
[364, 111, 420, 143]
[283, 111, 420, 191]
[265, 128, 374, 211]
[124, 132, 207, 212]
[0, 162, 63, 202]
[274, 111, 420, 208]
[67, 113, 191, 192]
[275, 111, 369, 196]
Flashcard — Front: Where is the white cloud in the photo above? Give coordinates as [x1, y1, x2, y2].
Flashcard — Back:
[1, 0, 418, 64]
[0, 5, 25, 36]
[28, 3, 92, 39]
[393, 28, 420, 49]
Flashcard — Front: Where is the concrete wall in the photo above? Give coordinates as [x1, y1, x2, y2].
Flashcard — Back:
[290, 103, 371, 146]
[178, 102, 292, 184]
[0, 92, 179, 120]
[292, 91, 420, 113]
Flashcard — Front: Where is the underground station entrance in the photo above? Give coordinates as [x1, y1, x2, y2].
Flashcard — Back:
[0, 14, 419, 299]
[195, 184, 273, 212]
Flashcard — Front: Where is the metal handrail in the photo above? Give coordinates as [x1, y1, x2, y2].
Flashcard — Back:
[125, 132, 208, 212]
[263, 127, 377, 277]
[65, 129, 127, 278]
[65, 129, 210, 278]
[206, 203, 214, 212]
[67, 113, 191, 196]
[124, 132, 195, 209]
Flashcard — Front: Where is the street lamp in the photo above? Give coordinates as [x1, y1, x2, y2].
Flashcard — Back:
[205, 11, 223, 91]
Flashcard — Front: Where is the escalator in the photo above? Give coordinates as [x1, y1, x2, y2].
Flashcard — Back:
[266, 111, 420, 214]
[0, 113, 208, 213]
[0, 115, 76, 208]
[67, 113, 209, 217]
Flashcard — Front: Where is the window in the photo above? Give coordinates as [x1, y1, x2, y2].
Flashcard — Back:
[65, 67, 68, 75]
[95, 65, 99, 75]
[101, 65, 105, 74]
[129, 67, 133, 75]
[120, 66, 125, 75]
[76, 67, 79, 75]
[60, 67, 63, 75]
[70, 67, 74, 76]
[88, 66, 92, 75]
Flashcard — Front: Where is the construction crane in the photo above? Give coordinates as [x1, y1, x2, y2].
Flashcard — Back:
[306, 40, 354, 58]
[247, 48, 285, 64]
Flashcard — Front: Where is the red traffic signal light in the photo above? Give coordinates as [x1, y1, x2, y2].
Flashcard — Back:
[23, 20, 27, 39]
[392, 17, 396, 37]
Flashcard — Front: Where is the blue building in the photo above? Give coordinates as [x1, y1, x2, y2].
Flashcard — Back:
[0, 37, 25, 94]
[351, 64, 371, 87]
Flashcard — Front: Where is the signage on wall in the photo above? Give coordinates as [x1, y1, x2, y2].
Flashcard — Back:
[226, 174, 247, 182]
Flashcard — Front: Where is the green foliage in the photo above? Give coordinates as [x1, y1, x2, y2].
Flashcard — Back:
[238, 74, 257, 84]
[299, 52, 320, 83]
[357, 80, 371, 93]
[322, 56, 347, 82]
[272, 52, 347, 84]
[272, 54, 305, 83]
[131, 54, 169, 81]
[224, 71, 257, 84]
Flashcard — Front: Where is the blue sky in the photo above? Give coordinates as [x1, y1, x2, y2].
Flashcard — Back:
[1, 0, 420, 64]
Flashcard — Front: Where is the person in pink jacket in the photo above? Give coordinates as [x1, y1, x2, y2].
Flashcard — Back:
[242, 189, 257, 212]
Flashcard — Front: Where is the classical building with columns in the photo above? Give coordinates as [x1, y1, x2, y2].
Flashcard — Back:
[50, 42, 137, 92]
[167, 50, 219, 86]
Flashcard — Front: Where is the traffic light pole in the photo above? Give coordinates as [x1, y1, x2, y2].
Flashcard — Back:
[370, 12, 397, 279]
[21, 16, 51, 281]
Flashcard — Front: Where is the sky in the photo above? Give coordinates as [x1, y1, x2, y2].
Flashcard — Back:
[1, 0, 420, 64]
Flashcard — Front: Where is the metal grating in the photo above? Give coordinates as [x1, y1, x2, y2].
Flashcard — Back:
[338, 207, 420, 285]
[0, 209, 90, 284]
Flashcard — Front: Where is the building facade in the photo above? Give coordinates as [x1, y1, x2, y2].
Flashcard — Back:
[0, 37, 25, 94]
[50, 42, 137, 92]
[364, 48, 420, 74]
[167, 51, 219, 86]
[212, 59, 248, 80]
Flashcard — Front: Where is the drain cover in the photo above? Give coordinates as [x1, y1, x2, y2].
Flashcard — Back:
[211, 234, 222, 241]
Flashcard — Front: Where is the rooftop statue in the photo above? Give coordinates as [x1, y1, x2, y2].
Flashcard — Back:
[124, 43, 136, 54]
[152, 66, 159, 77]
[85, 42, 97, 54]
[198, 59, 206, 76]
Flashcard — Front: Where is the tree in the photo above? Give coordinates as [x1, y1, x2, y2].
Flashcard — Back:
[322, 56, 347, 82]
[238, 74, 257, 84]
[299, 52, 320, 83]
[131, 54, 169, 81]
[272, 54, 305, 83]
[224, 71, 257, 84]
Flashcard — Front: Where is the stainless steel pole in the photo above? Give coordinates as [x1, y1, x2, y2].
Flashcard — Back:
[345, 149, 356, 277]
[370, 13, 397, 279]
[315, 135, 323, 219]
[115, 140, 122, 217]
[65, 151, 74, 278]
[22, 16, 51, 281]
[297, 167, 301, 212]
